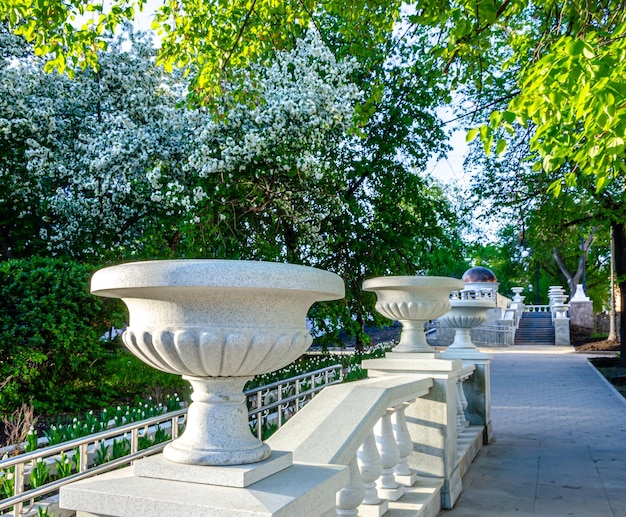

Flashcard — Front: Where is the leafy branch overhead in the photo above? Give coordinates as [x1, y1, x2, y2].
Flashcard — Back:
[5, 0, 626, 191]
[0, 0, 402, 103]
[440, 0, 626, 193]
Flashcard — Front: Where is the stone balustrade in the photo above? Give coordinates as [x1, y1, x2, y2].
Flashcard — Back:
[524, 304, 551, 312]
[267, 375, 438, 516]
[57, 263, 491, 517]
[59, 371, 484, 517]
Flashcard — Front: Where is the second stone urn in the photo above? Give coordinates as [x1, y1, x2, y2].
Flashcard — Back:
[91, 260, 344, 466]
[363, 276, 464, 353]
[439, 290, 496, 352]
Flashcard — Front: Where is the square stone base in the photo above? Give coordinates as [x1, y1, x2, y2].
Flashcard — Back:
[133, 451, 292, 488]
[60, 461, 348, 517]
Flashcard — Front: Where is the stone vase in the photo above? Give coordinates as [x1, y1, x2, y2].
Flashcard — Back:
[363, 276, 464, 353]
[91, 259, 344, 466]
[552, 303, 570, 319]
[511, 287, 525, 302]
[439, 290, 496, 351]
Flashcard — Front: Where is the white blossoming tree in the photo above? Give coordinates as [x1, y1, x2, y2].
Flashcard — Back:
[152, 31, 362, 260]
[0, 26, 204, 260]
[1, 24, 466, 346]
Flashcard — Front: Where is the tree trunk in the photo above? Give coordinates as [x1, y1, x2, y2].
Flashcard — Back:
[612, 221, 626, 366]
[552, 229, 597, 296]
[355, 312, 365, 352]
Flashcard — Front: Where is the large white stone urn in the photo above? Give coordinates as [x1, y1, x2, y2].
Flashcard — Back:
[439, 290, 496, 352]
[91, 260, 344, 466]
[363, 276, 464, 353]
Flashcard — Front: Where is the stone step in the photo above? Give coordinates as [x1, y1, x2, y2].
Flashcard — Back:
[384, 477, 443, 517]
[514, 324, 555, 345]
[519, 321, 553, 328]
[514, 338, 554, 343]
[516, 328, 555, 335]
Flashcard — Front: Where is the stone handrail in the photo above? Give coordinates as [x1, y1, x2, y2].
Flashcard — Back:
[267, 374, 434, 515]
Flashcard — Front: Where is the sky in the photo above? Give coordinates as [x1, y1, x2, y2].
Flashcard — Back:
[428, 128, 471, 187]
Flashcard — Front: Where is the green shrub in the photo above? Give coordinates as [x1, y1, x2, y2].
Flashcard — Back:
[0, 257, 124, 413]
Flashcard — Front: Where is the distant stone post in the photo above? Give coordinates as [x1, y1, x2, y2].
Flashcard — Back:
[553, 303, 571, 346]
[569, 284, 594, 329]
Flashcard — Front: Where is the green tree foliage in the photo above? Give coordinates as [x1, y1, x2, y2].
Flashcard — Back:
[416, 0, 626, 191]
[467, 133, 614, 298]
[4, 0, 626, 188]
[0, 0, 403, 105]
[0, 258, 125, 413]
[1, 24, 467, 348]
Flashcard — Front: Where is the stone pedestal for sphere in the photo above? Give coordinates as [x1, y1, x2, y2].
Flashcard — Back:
[440, 291, 494, 448]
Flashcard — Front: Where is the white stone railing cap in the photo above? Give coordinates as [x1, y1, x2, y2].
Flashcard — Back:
[267, 375, 433, 466]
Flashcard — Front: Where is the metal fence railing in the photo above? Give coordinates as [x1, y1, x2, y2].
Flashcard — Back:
[0, 365, 343, 516]
[426, 321, 515, 347]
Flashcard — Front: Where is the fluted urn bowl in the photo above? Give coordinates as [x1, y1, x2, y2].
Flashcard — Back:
[91, 260, 344, 466]
[363, 276, 464, 353]
[439, 291, 496, 351]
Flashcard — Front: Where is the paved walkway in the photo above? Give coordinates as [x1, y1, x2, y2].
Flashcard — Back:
[439, 347, 626, 517]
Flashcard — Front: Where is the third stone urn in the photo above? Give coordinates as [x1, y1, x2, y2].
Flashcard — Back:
[91, 260, 344, 466]
[439, 289, 496, 352]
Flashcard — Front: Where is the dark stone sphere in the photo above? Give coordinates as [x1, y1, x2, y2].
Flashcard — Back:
[462, 266, 498, 283]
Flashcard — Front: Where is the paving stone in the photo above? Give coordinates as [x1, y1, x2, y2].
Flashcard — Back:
[438, 350, 626, 517]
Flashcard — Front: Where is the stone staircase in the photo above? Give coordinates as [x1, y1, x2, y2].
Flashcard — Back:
[514, 312, 555, 345]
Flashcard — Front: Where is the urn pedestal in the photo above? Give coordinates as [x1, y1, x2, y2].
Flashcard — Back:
[439, 291, 494, 447]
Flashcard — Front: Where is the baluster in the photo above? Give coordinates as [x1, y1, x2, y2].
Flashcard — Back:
[79, 442, 89, 472]
[336, 457, 366, 517]
[456, 378, 469, 433]
[130, 428, 139, 454]
[374, 408, 405, 501]
[171, 415, 179, 439]
[256, 391, 263, 439]
[392, 402, 417, 487]
[357, 431, 388, 517]
[14, 461, 24, 516]
[295, 378, 302, 412]
[277, 385, 284, 428]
